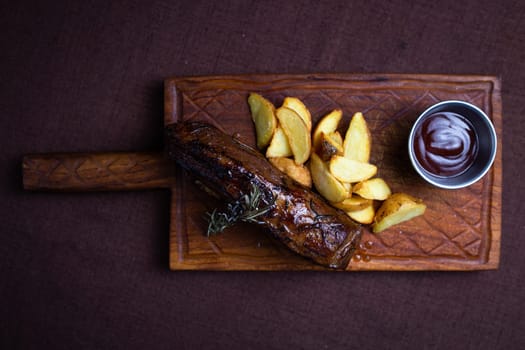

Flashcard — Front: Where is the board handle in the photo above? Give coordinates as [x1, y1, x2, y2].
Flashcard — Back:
[23, 152, 175, 191]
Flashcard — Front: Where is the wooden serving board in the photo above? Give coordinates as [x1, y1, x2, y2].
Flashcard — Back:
[23, 74, 502, 271]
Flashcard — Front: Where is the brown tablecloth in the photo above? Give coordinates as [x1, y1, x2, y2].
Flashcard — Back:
[2, 1, 524, 349]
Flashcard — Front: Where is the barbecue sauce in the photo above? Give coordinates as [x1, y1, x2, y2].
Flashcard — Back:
[414, 112, 478, 177]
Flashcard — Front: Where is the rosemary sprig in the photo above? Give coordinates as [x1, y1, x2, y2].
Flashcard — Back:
[205, 184, 273, 236]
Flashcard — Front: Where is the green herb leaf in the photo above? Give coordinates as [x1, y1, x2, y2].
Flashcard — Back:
[205, 184, 274, 236]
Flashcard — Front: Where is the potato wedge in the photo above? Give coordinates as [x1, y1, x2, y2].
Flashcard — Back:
[317, 132, 344, 161]
[353, 178, 391, 200]
[282, 97, 312, 131]
[276, 107, 311, 165]
[329, 131, 343, 148]
[310, 152, 349, 202]
[341, 181, 352, 195]
[312, 109, 343, 151]
[329, 155, 377, 183]
[266, 127, 293, 158]
[331, 196, 373, 211]
[346, 203, 375, 224]
[343, 112, 371, 163]
[248, 93, 277, 149]
[372, 193, 426, 233]
[269, 157, 312, 188]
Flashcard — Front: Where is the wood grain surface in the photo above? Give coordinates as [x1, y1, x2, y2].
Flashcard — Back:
[165, 74, 502, 271]
[23, 152, 175, 191]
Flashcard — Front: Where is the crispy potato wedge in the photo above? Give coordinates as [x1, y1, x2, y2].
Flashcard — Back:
[331, 196, 373, 211]
[346, 203, 375, 224]
[282, 97, 312, 131]
[329, 131, 343, 148]
[312, 109, 343, 151]
[329, 155, 377, 183]
[276, 107, 311, 165]
[343, 112, 371, 163]
[341, 181, 352, 195]
[353, 178, 391, 200]
[266, 127, 293, 158]
[372, 193, 426, 233]
[269, 157, 312, 188]
[248, 93, 277, 149]
[310, 152, 349, 202]
[318, 132, 344, 161]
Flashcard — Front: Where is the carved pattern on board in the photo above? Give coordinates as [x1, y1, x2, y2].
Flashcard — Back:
[167, 75, 500, 270]
[23, 153, 174, 191]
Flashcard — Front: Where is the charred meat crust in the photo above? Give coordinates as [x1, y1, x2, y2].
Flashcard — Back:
[166, 121, 362, 269]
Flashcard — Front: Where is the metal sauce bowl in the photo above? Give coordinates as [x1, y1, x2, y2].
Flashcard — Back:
[408, 100, 497, 189]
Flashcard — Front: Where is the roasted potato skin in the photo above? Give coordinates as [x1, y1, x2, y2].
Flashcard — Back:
[282, 97, 312, 131]
[372, 193, 426, 233]
[269, 157, 312, 188]
[331, 196, 372, 211]
[312, 109, 343, 151]
[317, 132, 344, 161]
[266, 127, 293, 158]
[248, 93, 277, 149]
[310, 152, 349, 203]
[276, 107, 311, 165]
[353, 178, 391, 200]
[329, 156, 377, 183]
[346, 204, 375, 225]
[343, 112, 371, 163]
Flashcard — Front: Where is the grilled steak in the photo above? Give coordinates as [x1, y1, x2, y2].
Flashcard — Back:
[166, 121, 362, 269]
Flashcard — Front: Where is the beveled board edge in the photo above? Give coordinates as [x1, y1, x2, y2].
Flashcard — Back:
[488, 77, 502, 269]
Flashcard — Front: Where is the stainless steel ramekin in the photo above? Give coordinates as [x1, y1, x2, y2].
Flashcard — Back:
[408, 100, 497, 189]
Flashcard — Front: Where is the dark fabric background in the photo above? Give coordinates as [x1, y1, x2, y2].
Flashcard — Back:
[1, 0, 524, 349]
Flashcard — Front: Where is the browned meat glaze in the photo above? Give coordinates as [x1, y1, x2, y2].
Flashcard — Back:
[165, 121, 362, 269]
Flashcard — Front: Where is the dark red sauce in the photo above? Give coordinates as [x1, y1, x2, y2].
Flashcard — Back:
[414, 112, 478, 177]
